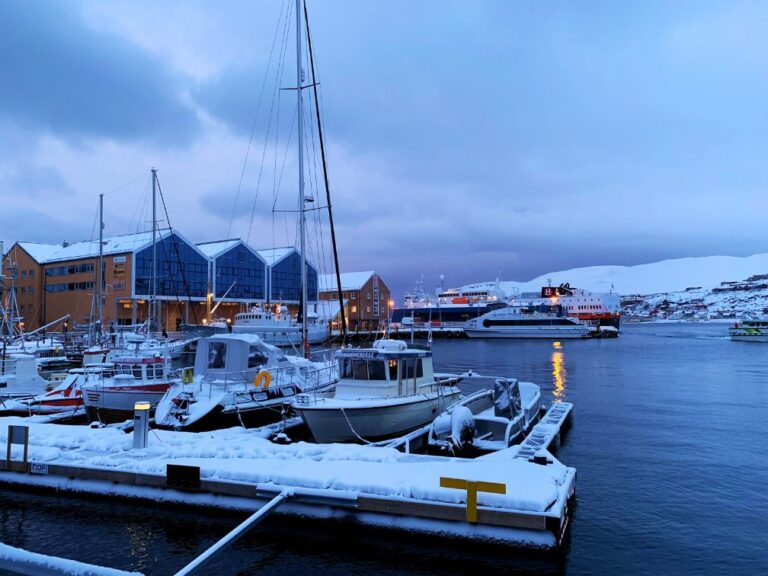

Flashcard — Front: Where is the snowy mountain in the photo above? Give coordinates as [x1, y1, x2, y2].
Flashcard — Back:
[460, 253, 768, 320]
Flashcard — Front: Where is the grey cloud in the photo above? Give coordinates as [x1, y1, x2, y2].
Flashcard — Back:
[0, 1, 199, 144]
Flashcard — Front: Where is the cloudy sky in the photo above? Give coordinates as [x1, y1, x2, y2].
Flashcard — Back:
[2, 1, 768, 299]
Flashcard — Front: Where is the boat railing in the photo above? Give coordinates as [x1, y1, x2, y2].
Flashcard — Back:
[198, 363, 338, 396]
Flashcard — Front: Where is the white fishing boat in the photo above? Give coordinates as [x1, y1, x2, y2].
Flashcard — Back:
[82, 354, 174, 423]
[293, 340, 462, 443]
[464, 303, 589, 339]
[155, 333, 337, 431]
[232, 305, 328, 346]
[729, 319, 768, 342]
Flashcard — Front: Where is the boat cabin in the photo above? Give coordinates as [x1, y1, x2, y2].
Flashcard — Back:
[334, 340, 436, 400]
[111, 356, 170, 381]
[193, 334, 287, 382]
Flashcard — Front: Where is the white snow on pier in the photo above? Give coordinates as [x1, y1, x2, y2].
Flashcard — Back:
[0, 417, 572, 514]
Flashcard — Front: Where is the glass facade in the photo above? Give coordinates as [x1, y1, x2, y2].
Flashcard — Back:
[269, 251, 318, 302]
[214, 244, 265, 300]
[134, 233, 207, 298]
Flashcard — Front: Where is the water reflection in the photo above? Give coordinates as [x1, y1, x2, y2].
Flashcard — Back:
[551, 343, 566, 401]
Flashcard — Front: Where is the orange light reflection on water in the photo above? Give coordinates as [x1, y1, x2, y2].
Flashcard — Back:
[551, 343, 566, 401]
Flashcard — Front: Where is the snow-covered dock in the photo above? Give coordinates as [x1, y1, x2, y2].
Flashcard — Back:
[0, 416, 576, 551]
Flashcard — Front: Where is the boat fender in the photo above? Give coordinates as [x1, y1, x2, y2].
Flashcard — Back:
[254, 370, 272, 389]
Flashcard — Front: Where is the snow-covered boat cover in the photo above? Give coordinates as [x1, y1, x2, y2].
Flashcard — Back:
[0, 417, 572, 514]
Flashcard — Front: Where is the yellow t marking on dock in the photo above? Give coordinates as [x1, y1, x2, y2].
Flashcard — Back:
[440, 477, 507, 523]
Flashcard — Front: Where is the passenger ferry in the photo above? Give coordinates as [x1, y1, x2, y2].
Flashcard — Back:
[390, 280, 621, 332]
[729, 319, 768, 342]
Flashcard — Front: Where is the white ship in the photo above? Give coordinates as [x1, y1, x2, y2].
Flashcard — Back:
[464, 303, 589, 339]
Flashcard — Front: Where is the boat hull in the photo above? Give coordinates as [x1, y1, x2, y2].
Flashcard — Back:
[297, 390, 462, 444]
[83, 383, 170, 423]
[729, 333, 768, 342]
[464, 327, 588, 339]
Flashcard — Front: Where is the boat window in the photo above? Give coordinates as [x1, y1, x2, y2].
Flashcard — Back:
[352, 359, 368, 380]
[132, 365, 144, 378]
[403, 359, 423, 379]
[153, 365, 163, 378]
[248, 346, 268, 368]
[368, 361, 386, 380]
[389, 360, 398, 381]
[207, 342, 227, 369]
[341, 358, 388, 380]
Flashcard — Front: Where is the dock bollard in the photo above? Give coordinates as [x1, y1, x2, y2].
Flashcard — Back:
[133, 402, 151, 449]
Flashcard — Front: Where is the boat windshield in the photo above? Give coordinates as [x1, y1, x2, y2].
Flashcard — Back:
[248, 345, 268, 368]
[208, 342, 227, 369]
[341, 359, 387, 381]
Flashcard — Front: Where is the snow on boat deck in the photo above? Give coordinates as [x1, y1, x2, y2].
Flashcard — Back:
[0, 416, 576, 550]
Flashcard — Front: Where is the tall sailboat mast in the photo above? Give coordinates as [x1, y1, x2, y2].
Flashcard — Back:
[296, 0, 308, 356]
[151, 168, 158, 332]
[97, 192, 104, 337]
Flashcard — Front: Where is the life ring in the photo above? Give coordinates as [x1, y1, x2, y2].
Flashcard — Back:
[254, 370, 271, 389]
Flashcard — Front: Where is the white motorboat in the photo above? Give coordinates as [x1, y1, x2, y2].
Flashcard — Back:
[232, 306, 329, 347]
[14, 364, 113, 420]
[82, 354, 175, 423]
[293, 340, 462, 444]
[464, 303, 589, 339]
[155, 333, 337, 431]
[0, 353, 50, 413]
[729, 319, 768, 342]
[428, 378, 542, 453]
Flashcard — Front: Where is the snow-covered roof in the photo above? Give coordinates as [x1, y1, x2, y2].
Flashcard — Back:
[319, 271, 375, 292]
[15, 229, 205, 264]
[256, 247, 295, 266]
[196, 239, 242, 258]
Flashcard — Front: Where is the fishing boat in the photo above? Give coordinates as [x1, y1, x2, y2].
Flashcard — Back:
[293, 339, 462, 443]
[231, 305, 328, 346]
[154, 333, 337, 431]
[729, 319, 768, 342]
[82, 354, 174, 423]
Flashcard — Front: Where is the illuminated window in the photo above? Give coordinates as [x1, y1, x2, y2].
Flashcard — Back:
[351, 305, 357, 313]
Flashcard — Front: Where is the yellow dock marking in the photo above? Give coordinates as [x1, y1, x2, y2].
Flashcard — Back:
[440, 477, 507, 523]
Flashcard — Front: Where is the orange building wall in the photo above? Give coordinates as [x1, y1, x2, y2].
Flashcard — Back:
[2, 245, 44, 328]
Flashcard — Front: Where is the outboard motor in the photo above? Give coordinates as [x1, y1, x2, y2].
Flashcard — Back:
[431, 405, 476, 451]
[494, 378, 522, 419]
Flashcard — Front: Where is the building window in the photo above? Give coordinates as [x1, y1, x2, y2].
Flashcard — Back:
[45, 263, 95, 277]
[21, 271, 26, 278]
[351, 292, 357, 300]
[366, 292, 371, 300]
[351, 305, 357, 313]
[21, 287, 26, 293]
[28, 286, 34, 294]
[366, 306, 371, 314]
[29, 269, 34, 277]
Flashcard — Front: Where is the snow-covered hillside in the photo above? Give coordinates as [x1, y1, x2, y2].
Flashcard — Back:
[459, 253, 768, 320]
[462, 253, 768, 296]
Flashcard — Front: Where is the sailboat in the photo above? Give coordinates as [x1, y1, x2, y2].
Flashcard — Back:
[82, 170, 183, 423]
[155, 0, 342, 430]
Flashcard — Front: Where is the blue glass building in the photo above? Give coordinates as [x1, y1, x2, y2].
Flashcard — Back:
[134, 231, 208, 299]
[197, 240, 267, 301]
[258, 247, 318, 303]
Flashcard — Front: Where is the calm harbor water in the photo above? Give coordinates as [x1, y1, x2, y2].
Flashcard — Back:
[1, 323, 767, 575]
